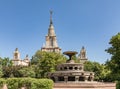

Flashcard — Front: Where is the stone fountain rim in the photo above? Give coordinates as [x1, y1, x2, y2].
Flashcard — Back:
[63, 51, 78, 55]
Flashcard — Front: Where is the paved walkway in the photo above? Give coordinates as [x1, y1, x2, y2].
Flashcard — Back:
[2, 83, 116, 89]
[54, 82, 116, 89]
[54, 88, 115, 89]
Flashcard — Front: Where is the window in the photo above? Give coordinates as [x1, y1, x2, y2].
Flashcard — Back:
[64, 67, 67, 70]
[75, 67, 78, 70]
[69, 67, 73, 70]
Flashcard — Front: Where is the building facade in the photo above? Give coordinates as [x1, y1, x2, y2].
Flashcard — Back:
[41, 11, 61, 53]
[12, 48, 30, 66]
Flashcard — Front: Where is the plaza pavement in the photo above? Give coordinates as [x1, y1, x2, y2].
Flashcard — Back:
[54, 88, 115, 89]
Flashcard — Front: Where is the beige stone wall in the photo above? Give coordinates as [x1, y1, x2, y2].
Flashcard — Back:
[54, 88, 115, 89]
[54, 82, 116, 89]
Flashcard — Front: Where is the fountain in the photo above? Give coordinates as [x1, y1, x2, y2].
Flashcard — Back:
[63, 51, 77, 63]
[48, 51, 94, 82]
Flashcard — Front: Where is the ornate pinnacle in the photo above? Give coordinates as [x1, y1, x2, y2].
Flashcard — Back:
[82, 46, 85, 49]
[50, 10, 53, 25]
[15, 48, 18, 51]
[26, 54, 28, 57]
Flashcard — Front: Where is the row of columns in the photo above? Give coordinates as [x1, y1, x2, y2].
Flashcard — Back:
[53, 75, 94, 82]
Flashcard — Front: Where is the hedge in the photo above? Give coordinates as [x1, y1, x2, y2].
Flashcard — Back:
[0, 78, 53, 89]
[116, 81, 120, 89]
[0, 78, 6, 88]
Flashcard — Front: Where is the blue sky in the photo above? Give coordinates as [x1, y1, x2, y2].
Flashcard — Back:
[0, 0, 120, 63]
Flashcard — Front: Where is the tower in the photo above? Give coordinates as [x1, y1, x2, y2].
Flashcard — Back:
[41, 11, 61, 52]
[12, 48, 30, 66]
[13, 48, 20, 60]
[23, 54, 30, 66]
[12, 48, 21, 66]
[78, 46, 88, 63]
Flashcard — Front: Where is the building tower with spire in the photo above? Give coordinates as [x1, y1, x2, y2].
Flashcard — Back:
[78, 46, 88, 63]
[12, 48, 30, 66]
[41, 11, 61, 52]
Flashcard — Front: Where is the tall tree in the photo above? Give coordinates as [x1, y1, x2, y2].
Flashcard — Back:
[105, 33, 120, 81]
[0, 57, 3, 77]
[3, 66, 21, 78]
[18, 66, 35, 78]
[2, 57, 13, 67]
[31, 51, 67, 78]
[84, 61, 108, 81]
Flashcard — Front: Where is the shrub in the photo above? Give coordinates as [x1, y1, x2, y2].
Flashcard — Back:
[19, 78, 33, 89]
[6, 78, 20, 89]
[0, 78, 6, 88]
[6, 78, 53, 89]
[116, 81, 120, 89]
[32, 79, 53, 89]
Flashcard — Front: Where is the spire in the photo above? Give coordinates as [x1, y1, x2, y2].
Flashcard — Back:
[14, 48, 20, 60]
[24, 54, 29, 61]
[50, 10, 53, 25]
[26, 54, 28, 57]
[41, 10, 61, 53]
[48, 10, 55, 36]
[15, 48, 18, 51]
[82, 46, 85, 50]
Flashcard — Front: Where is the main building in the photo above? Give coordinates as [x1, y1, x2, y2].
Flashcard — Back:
[41, 11, 61, 53]
[12, 11, 87, 66]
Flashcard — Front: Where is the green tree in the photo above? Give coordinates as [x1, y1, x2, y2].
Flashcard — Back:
[0, 70, 3, 78]
[0, 67, 3, 77]
[31, 51, 66, 78]
[105, 33, 120, 81]
[3, 66, 36, 78]
[18, 66, 35, 78]
[84, 61, 108, 81]
[0, 57, 3, 77]
[1, 57, 13, 67]
[3, 66, 22, 78]
[1, 57, 14, 78]
[84, 61, 94, 71]
[72, 55, 80, 63]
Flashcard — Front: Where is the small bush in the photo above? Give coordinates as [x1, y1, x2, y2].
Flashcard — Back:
[0, 78, 6, 88]
[116, 81, 120, 89]
[32, 79, 53, 89]
[7, 78, 20, 89]
[19, 78, 33, 89]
